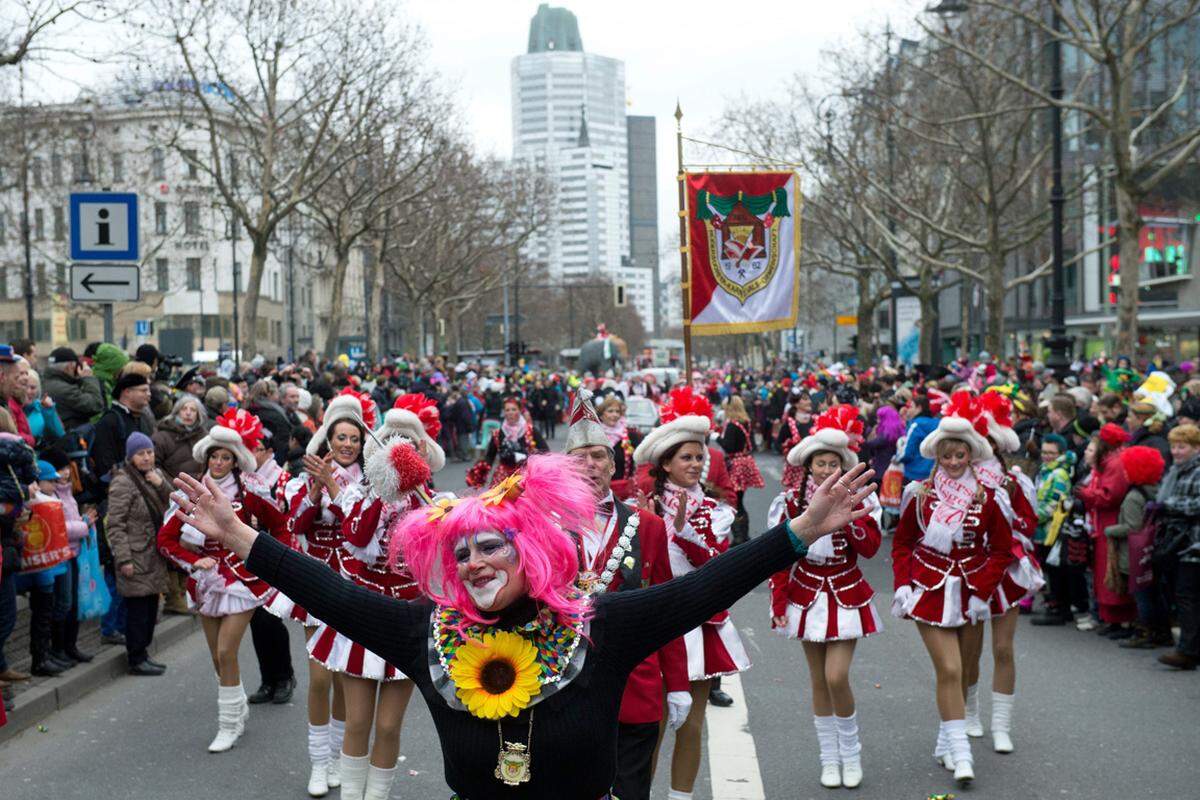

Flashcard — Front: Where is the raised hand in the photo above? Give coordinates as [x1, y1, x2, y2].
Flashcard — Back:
[172, 473, 258, 559]
[790, 463, 877, 546]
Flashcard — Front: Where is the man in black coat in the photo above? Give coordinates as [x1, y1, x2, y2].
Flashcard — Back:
[91, 373, 157, 484]
[246, 379, 292, 466]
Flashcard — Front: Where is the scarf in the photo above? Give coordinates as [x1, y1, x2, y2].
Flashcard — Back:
[974, 456, 1014, 523]
[661, 480, 705, 528]
[925, 469, 978, 554]
[601, 419, 627, 448]
[181, 470, 239, 545]
[501, 415, 527, 444]
[803, 475, 836, 563]
[125, 464, 167, 522]
[256, 458, 282, 488]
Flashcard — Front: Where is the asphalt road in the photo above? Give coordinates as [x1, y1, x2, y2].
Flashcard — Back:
[3, 440, 1199, 799]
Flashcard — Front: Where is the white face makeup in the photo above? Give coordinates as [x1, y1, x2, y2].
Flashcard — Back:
[454, 531, 518, 611]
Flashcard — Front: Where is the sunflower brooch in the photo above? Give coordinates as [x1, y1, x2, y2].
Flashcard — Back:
[448, 631, 542, 720]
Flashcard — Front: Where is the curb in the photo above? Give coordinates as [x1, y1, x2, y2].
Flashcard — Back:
[0, 613, 200, 745]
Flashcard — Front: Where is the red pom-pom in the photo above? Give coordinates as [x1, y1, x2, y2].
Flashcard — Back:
[393, 393, 442, 440]
[979, 392, 1014, 430]
[1099, 423, 1131, 448]
[389, 441, 431, 494]
[338, 388, 378, 429]
[660, 387, 714, 424]
[216, 408, 265, 451]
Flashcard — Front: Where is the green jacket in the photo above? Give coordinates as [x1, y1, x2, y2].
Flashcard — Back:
[1104, 482, 1157, 574]
[89, 344, 129, 422]
[1034, 453, 1074, 544]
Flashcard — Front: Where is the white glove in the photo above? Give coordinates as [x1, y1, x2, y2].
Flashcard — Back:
[966, 595, 992, 624]
[891, 586, 915, 619]
[666, 691, 693, 731]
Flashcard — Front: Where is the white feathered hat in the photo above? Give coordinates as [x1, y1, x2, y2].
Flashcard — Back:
[786, 406, 863, 469]
[192, 408, 262, 473]
[919, 390, 994, 462]
[632, 387, 713, 466]
[307, 391, 374, 456]
[364, 393, 445, 473]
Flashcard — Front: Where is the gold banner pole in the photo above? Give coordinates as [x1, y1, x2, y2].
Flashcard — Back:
[675, 102, 694, 384]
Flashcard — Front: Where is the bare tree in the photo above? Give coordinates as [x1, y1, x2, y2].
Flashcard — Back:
[140, 0, 410, 356]
[0, 1, 105, 69]
[924, 0, 1200, 355]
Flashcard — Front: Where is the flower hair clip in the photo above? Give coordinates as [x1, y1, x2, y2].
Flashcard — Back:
[480, 473, 525, 507]
[425, 496, 461, 523]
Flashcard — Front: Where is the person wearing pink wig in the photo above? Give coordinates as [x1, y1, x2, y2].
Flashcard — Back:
[170, 453, 876, 800]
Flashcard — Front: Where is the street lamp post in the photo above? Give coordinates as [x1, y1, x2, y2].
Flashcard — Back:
[928, 0, 1072, 375]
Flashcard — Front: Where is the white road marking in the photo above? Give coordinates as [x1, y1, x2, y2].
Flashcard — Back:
[706, 673, 767, 800]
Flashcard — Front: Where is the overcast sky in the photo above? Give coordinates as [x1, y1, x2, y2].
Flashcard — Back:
[411, 0, 922, 252]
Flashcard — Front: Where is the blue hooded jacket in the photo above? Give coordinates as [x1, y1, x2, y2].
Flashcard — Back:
[898, 415, 939, 481]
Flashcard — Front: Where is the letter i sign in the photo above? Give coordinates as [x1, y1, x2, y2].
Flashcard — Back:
[69, 193, 139, 261]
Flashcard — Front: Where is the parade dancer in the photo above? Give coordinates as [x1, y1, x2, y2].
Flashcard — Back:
[965, 391, 1044, 753]
[277, 392, 372, 797]
[719, 396, 765, 546]
[633, 388, 750, 800]
[564, 390, 690, 800]
[171, 451, 876, 800]
[157, 409, 291, 754]
[318, 393, 446, 800]
[891, 394, 1014, 787]
[767, 407, 881, 789]
[246, 430, 297, 707]
[777, 391, 814, 490]
[467, 395, 548, 489]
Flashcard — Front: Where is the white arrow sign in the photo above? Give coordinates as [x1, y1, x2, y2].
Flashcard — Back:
[70, 264, 141, 303]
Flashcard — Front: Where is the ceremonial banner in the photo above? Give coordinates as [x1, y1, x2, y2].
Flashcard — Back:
[685, 171, 801, 335]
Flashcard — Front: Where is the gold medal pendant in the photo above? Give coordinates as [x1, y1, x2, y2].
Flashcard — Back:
[495, 740, 532, 786]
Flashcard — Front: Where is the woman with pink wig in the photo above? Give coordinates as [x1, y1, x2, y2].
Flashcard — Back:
[170, 452, 876, 800]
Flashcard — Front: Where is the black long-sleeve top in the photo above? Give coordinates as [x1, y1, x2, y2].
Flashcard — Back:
[246, 520, 804, 799]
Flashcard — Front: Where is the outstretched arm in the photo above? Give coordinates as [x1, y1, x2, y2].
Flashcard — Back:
[171, 473, 428, 671]
[598, 465, 876, 673]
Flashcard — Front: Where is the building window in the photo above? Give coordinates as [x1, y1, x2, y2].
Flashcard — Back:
[111, 152, 124, 182]
[32, 319, 50, 342]
[186, 257, 201, 290]
[0, 213, 5, 245]
[155, 202, 168, 235]
[184, 202, 200, 235]
[34, 208, 44, 240]
[71, 151, 90, 183]
[67, 317, 87, 340]
[53, 206, 65, 241]
[50, 153, 63, 185]
[157, 258, 169, 292]
[31, 158, 42, 187]
[151, 147, 165, 180]
[35, 263, 46, 296]
[183, 149, 199, 179]
[56, 263, 66, 292]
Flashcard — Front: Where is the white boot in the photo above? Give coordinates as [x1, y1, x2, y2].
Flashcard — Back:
[964, 683, 983, 737]
[945, 719, 974, 786]
[327, 719, 345, 788]
[666, 792, 693, 800]
[835, 713, 863, 789]
[208, 684, 247, 753]
[363, 763, 398, 800]
[932, 722, 954, 770]
[307, 723, 331, 797]
[991, 691, 1015, 753]
[814, 715, 841, 788]
[339, 753, 370, 800]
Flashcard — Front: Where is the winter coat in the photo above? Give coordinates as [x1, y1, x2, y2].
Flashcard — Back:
[1077, 450, 1130, 541]
[52, 481, 90, 558]
[1130, 425, 1172, 467]
[0, 435, 37, 506]
[1104, 481, 1157, 574]
[898, 415, 938, 481]
[1034, 452, 1075, 544]
[104, 464, 171, 597]
[42, 368, 105, 431]
[1158, 454, 1200, 565]
[91, 403, 157, 486]
[23, 399, 65, 447]
[152, 416, 209, 479]
[90, 344, 129, 421]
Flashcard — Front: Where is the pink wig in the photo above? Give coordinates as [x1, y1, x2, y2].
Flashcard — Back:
[389, 453, 595, 628]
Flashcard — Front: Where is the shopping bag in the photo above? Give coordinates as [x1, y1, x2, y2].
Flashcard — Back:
[18, 493, 73, 573]
[76, 525, 111, 620]
[879, 462, 905, 511]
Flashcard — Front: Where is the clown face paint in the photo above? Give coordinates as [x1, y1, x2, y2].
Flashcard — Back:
[454, 532, 520, 611]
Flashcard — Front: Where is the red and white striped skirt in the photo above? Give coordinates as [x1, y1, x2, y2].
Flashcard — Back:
[306, 622, 408, 682]
[682, 618, 750, 681]
[773, 591, 883, 642]
[264, 591, 319, 627]
[989, 554, 1045, 616]
[728, 454, 765, 492]
[902, 576, 974, 628]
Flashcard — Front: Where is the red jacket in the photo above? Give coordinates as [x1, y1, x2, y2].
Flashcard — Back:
[7, 397, 34, 448]
[581, 503, 688, 724]
[892, 483, 1014, 602]
[1077, 452, 1129, 541]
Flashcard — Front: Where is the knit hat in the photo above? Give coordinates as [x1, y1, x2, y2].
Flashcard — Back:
[112, 372, 149, 400]
[786, 406, 862, 469]
[36, 459, 60, 481]
[125, 431, 155, 461]
[1098, 423, 1131, 448]
[1120, 445, 1164, 486]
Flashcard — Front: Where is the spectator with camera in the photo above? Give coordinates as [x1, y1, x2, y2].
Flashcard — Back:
[43, 347, 105, 432]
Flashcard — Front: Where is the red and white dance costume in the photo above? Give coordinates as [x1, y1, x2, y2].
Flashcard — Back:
[657, 485, 751, 679]
[768, 484, 883, 642]
[779, 414, 808, 490]
[722, 419, 765, 492]
[465, 409, 547, 489]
